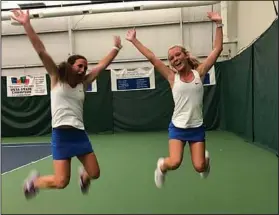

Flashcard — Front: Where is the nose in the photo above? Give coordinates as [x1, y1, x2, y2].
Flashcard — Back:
[173, 57, 179, 63]
[79, 67, 85, 73]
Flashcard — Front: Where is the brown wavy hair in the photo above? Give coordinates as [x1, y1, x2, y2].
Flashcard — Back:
[57, 54, 88, 84]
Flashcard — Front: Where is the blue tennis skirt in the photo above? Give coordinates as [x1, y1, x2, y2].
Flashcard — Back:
[51, 127, 94, 160]
[168, 121, 205, 143]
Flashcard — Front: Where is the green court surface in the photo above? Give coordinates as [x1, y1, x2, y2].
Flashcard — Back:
[1, 131, 278, 214]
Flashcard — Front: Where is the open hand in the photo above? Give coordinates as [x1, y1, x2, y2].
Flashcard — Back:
[11, 9, 30, 25]
[207, 12, 222, 24]
[126, 28, 136, 42]
[114, 36, 122, 49]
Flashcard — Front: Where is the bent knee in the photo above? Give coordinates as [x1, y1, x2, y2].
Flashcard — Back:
[88, 169, 100, 180]
[169, 159, 182, 170]
[193, 162, 206, 173]
[55, 177, 70, 189]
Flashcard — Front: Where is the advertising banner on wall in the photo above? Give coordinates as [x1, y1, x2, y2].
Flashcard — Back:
[110, 67, 155, 91]
[6, 75, 48, 97]
[203, 65, 216, 86]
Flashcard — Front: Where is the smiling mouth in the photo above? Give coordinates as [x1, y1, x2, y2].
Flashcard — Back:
[77, 72, 85, 77]
[175, 62, 183, 68]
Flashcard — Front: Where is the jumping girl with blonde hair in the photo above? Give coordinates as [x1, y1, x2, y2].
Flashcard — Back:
[126, 11, 223, 188]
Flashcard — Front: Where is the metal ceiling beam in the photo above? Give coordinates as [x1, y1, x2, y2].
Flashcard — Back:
[1, 0, 146, 11]
[2, 1, 220, 22]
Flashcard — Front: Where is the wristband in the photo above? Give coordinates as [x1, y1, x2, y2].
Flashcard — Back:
[113, 46, 120, 51]
[216, 23, 224, 28]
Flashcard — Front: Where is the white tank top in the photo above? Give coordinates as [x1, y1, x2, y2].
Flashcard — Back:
[51, 82, 85, 130]
[171, 70, 204, 128]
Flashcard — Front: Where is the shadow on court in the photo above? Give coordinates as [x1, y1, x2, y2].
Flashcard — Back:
[1, 143, 51, 173]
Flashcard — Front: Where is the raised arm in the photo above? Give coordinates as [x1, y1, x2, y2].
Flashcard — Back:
[11, 9, 58, 78]
[126, 29, 172, 80]
[197, 12, 223, 78]
[84, 36, 122, 85]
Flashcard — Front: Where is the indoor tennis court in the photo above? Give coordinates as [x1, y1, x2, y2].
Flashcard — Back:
[1, 131, 278, 214]
[1, 1, 278, 214]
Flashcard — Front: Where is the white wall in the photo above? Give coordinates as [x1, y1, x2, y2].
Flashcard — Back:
[1, 2, 230, 76]
[2, 1, 278, 76]
[235, 1, 278, 53]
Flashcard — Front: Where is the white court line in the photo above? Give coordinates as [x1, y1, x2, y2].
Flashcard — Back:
[2, 141, 50, 144]
[1, 155, 52, 175]
[2, 144, 50, 148]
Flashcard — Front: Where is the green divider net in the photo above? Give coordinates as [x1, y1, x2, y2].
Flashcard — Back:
[112, 68, 221, 132]
[112, 70, 174, 132]
[83, 70, 114, 134]
[218, 18, 278, 152]
[253, 18, 278, 152]
[1, 76, 52, 137]
[219, 47, 253, 142]
[1, 70, 114, 137]
[1, 68, 221, 136]
[203, 64, 221, 131]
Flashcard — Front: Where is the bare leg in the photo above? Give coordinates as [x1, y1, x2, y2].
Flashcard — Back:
[34, 159, 71, 188]
[161, 139, 185, 172]
[77, 152, 100, 194]
[154, 139, 185, 188]
[23, 159, 71, 199]
[189, 141, 210, 178]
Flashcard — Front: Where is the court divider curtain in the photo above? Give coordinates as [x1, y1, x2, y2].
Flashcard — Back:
[218, 18, 278, 153]
[1, 76, 52, 137]
[112, 69, 174, 132]
[83, 69, 114, 134]
[252, 18, 278, 152]
[1, 70, 114, 137]
[1, 67, 221, 137]
[218, 47, 253, 142]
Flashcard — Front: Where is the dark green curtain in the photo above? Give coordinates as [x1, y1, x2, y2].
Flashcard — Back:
[253, 18, 278, 152]
[112, 70, 173, 132]
[83, 70, 114, 134]
[1, 76, 52, 137]
[219, 47, 253, 142]
[112, 68, 221, 132]
[203, 65, 221, 130]
[218, 18, 278, 152]
[1, 71, 114, 137]
[1, 68, 221, 136]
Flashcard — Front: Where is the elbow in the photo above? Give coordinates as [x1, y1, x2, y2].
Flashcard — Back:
[147, 54, 157, 64]
[214, 46, 223, 54]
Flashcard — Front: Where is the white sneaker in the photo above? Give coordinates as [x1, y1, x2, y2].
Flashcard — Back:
[78, 166, 91, 194]
[23, 170, 40, 199]
[154, 158, 166, 188]
[200, 150, 210, 179]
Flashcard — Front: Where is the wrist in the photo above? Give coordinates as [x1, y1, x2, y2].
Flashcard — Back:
[23, 21, 31, 28]
[113, 46, 121, 51]
[130, 38, 138, 44]
[216, 22, 224, 28]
